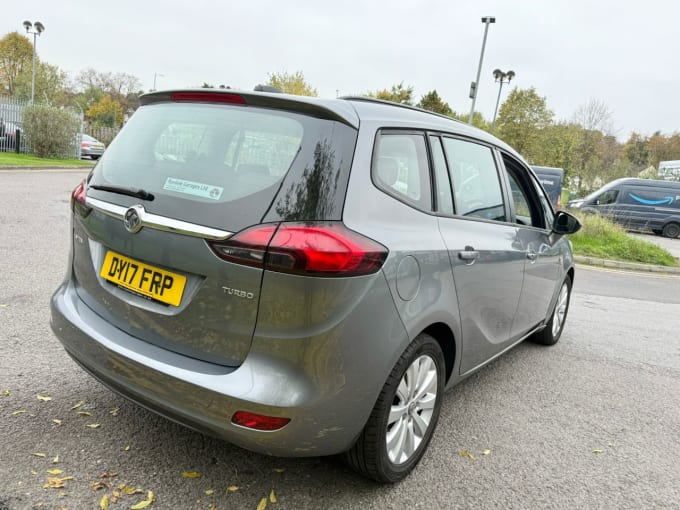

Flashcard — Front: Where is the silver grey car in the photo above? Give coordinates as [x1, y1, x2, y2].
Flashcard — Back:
[51, 89, 581, 483]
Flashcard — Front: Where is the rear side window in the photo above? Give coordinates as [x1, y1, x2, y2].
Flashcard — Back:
[372, 132, 432, 211]
[89, 102, 358, 231]
[442, 138, 506, 222]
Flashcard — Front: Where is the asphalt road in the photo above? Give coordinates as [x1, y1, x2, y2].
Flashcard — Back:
[1, 170, 679, 510]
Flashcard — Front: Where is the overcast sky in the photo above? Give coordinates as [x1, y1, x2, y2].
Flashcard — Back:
[5, 0, 679, 140]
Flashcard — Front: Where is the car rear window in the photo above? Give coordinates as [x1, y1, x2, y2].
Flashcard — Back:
[88, 102, 357, 231]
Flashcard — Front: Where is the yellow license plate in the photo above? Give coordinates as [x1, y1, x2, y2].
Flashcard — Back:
[100, 251, 186, 306]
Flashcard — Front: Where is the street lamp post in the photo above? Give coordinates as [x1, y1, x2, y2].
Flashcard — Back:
[153, 72, 164, 91]
[468, 16, 495, 125]
[22, 21, 45, 104]
[491, 69, 515, 133]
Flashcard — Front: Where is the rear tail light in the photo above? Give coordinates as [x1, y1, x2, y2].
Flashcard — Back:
[231, 411, 290, 431]
[71, 179, 91, 217]
[209, 222, 388, 277]
[81, 142, 90, 147]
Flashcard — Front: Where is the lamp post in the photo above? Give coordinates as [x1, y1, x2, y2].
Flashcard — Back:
[468, 16, 495, 125]
[23, 21, 45, 105]
[153, 72, 164, 91]
[491, 69, 515, 133]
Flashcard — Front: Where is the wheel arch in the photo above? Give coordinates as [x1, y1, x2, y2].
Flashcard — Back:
[421, 322, 456, 383]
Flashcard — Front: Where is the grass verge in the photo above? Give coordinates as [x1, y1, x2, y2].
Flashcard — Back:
[0, 152, 93, 167]
[570, 213, 678, 267]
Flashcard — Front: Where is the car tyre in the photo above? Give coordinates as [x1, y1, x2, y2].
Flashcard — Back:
[343, 333, 445, 483]
[662, 222, 680, 239]
[91, 155, 101, 160]
[652, 229, 663, 236]
[530, 275, 572, 346]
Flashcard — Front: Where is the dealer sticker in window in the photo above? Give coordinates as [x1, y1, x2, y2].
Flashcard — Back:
[163, 177, 224, 200]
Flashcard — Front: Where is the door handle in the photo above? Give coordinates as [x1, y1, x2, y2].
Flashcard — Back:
[526, 249, 538, 262]
[459, 249, 480, 263]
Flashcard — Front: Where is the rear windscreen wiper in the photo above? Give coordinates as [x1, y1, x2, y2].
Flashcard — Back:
[90, 184, 155, 201]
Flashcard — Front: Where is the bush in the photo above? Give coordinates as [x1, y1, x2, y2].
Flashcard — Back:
[23, 106, 80, 159]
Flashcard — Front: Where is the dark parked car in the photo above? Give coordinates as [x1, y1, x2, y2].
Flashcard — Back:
[81, 134, 106, 159]
[0, 120, 20, 151]
[51, 89, 581, 483]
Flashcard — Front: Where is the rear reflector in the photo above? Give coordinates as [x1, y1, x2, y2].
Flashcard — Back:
[209, 222, 388, 277]
[231, 411, 290, 431]
[71, 179, 91, 217]
[170, 91, 246, 105]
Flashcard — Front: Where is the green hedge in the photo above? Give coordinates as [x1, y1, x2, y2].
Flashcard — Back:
[23, 106, 80, 159]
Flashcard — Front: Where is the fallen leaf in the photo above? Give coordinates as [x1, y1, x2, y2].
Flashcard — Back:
[119, 484, 143, 495]
[52, 455, 60, 464]
[205, 489, 214, 496]
[53, 419, 62, 426]
[99, 493, 109, 510]
[43, 477, 73, 489]
[209, 505, 217, 510]
[124, 445, 131, 451]
[0, 304, 7, 307]
[31, 470, 37, 475]
[71, 401, 86, 410]
[269, 489, 277, 503]
[100, 471, 119, 479]
[181, 471, 202, 478]
[33, 452, 47, 457]
[47, 469, 63, 475]
[483, 449, 491, 456]
[592, 449, 604, 454]
[2, 389, 9, 396]
[256, 497, 267, 510]
[226, 485, 239, 492]
[110, 490, 121, 504]
[37, 394, 53, 402]
[130, 490, 156, 509]
[78, 411, 92, 416]
[11, 409, 26, 416]
[86, 423, 101, 429]
[273, 468, 285, 473]
[110, 407, 120, 416]
[459, 450, 476, 460]
[91, 481, 108, 491]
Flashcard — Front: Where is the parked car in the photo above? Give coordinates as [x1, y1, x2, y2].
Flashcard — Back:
[532, 166, 564, 208]
[51, 89, 581, 483]
[0, 120, 19, 151]
[81, 134, 106, 160]
[568, 177, 680, 238]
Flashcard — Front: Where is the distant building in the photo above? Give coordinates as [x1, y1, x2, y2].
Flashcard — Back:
[659, 160, 680, 181]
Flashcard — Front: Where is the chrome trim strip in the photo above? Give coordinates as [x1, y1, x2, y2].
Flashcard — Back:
[86, 197, 233, 241]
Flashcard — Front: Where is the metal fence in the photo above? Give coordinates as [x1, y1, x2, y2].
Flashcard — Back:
[84, 125, 120, 146]
[0, 96, 83, 159]
[0, 96, 29, 153]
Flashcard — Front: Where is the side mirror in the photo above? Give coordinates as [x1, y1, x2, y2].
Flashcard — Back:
[552, 210, 582, 235]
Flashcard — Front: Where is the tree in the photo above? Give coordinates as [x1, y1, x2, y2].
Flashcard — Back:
[267, 71, 317, 96]
[14, 61, 68, 104]
[623, 132, 650, 170]
[86, 95, 124, 127]
[74, 68, 142, 115]
[416, 90, 452, 116]
[0, 32, 33, 95]
[367, 82, 414, 105]
[495, 87, 554, 162]
[451, 111, 490, 131]
[571, 98, 616, 192]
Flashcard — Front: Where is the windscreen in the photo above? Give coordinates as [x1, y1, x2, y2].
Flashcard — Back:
[88, 102, 357, 231]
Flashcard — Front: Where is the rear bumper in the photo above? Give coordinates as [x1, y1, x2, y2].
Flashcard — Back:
[50, 275, 408, 457]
